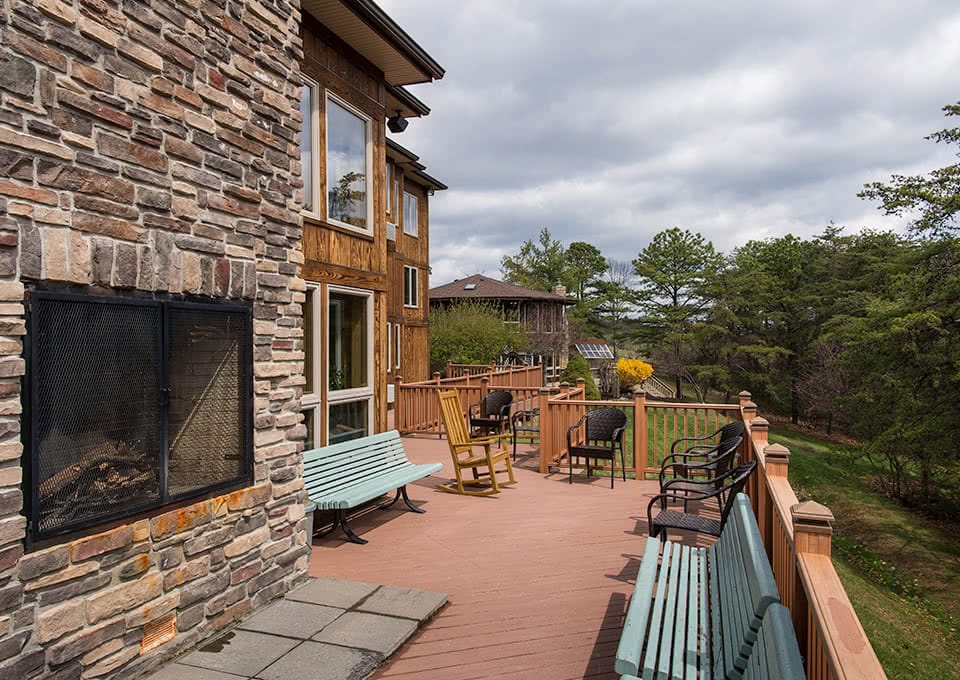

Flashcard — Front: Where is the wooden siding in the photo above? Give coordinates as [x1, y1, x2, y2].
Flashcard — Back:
[301, 16, 389, 439]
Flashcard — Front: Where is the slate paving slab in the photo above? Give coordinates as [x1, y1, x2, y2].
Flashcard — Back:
[177, 630, 299, 677]
[313, 611, 418, 656]
[238, 599, 345, 639]
[144, 578, 447, 680]
[356, 584, 448, 621]
[256, 641, 381, 680]
[286, 577, 379, 609]
[147, 666, 245, 680]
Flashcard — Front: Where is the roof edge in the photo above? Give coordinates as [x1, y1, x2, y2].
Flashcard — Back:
[341, 0, 445, 82]
[386, 84, 430, 117]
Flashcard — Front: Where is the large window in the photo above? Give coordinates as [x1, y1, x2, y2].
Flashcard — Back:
[403, 191, 418, 237]
[403, 266, 418, 308]
[326, 94, 371, 231]
[327, 287, 373, 444]
[300, 79, 319, 217]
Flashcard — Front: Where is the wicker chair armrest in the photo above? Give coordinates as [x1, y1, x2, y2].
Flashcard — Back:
[669, 433, 716, 453]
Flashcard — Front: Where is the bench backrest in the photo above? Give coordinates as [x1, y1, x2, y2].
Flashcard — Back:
[303, 430, 411, 497]
[744, 603, 805, 680]
[710, 493, 780, 678]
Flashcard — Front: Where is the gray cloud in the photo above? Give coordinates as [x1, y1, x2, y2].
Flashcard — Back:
[378, 0, 960, 285]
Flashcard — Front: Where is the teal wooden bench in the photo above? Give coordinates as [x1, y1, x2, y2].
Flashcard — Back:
[303, 430, 442, 545]
[616, 494, 805, 679]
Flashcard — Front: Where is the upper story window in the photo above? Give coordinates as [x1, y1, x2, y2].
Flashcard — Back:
[403, 191, 418, 237]
[386, 162, 397, 241]
[300, 78, 319, 217]
[403, 266, 419, 308]
[326, 93, 371, 232]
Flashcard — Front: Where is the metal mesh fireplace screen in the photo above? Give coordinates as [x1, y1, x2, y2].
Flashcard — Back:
[26, 290, 252, 541]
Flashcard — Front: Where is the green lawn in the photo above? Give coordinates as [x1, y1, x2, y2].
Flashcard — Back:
[772, 426, 960, 680]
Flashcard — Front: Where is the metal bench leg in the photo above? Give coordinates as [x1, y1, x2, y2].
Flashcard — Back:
[339, 513, 368, 545]
[400, 486, 426, 513]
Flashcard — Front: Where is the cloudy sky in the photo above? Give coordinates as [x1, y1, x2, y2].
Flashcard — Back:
[377, 0, 960, 287]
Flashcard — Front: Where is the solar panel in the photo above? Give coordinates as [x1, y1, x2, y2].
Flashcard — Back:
[464, 283, 477, 290]
[575, 343, 614, 359]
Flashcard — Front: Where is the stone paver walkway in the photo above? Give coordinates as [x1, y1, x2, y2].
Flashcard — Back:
[146, 578, 447, 680]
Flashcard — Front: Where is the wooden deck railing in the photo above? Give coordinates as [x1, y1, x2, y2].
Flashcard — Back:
[393, 364, 543, 435]
[540, 386, 886, 680]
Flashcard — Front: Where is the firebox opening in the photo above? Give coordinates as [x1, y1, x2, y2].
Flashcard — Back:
[25, 288, 253, 542]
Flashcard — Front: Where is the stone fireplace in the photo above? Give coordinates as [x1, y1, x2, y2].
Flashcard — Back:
[0, 0, 308, 677]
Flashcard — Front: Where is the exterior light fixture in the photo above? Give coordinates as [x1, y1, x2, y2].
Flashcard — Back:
[387, 114, 408, 133]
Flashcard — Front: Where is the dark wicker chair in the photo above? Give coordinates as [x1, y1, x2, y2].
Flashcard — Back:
[647, 461, 757, 542]
[658, 434, 743, 512]
[469, 390, 513, 437]
[667, 420, 745, 469]
[510, 408, 539, 461]
[567, 407, 628, 488]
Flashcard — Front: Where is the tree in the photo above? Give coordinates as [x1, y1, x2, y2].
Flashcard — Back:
[859, 102, 960, 235]
[500, 228, 568, 292]
[559, 354, 600, 400]
[590, 259, 636, 357]
[633, 228, 720, 399]
[565, 241, 608, 301]
[429, 300, 527, 374]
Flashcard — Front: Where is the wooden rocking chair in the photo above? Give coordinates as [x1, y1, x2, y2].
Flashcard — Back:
[435, 389, 517, 496]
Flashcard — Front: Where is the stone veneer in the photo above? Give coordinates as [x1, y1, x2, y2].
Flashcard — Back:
[0, 0, 308, 677]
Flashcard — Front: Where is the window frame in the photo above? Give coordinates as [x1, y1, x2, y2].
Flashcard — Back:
[324, 91, 373, 234]
[403, 266, 419, 308]
[386, 322, 392, 373]
[325, 285, 374, 444]
[403, 191, 419, 237]
[300, 77, 321, 220]
[395, 322, 401, 370]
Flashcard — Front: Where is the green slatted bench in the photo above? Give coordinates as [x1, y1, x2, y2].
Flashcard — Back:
[615, 494, 805, 680]
[303, 430, 442, 545]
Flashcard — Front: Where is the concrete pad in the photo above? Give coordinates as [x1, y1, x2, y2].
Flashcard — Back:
[355, 585, 447, 622]
[256, 641, 381, 680]
[148, 665, 245, 680]
[286, 577, 379, 609]
[178, 630, 299, 677]
[239, 599, 344, 639]
[312, 611, 418, 656]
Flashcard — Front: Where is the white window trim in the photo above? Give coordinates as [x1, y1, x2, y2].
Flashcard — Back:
[403, 191, 418, 237]
[301, 77, 321, 220]
[403, 266, 419, 308]
[386, 322, 392, 373]
[302, 283, 321, 408]
[324, 91, 373, 235]
[395, 322, 401, 369]
[326, 285, 374, 445]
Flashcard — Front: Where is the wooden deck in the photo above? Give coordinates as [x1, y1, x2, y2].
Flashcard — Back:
[307, 434, 660, 679]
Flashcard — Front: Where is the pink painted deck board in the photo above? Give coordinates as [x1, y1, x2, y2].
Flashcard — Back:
[308, 434, 664, 679]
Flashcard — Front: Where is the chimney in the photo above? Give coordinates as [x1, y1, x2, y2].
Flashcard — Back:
[553, 284, 567, 297]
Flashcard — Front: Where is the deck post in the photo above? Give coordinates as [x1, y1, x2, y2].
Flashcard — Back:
[747, 417, 768, 514]
[792, 501, 835, 658]
[539, 387, 551, 473]
[741, 400, 757, 423]
[759, 442, 790, 560]
[738, 390, 753, 407]
[446, 360, 452, 379]
[633, 387, 646, 480]
[480, 377, 489, 410]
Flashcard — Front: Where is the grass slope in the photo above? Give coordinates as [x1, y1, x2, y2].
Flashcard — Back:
[772, 426, 960, 680]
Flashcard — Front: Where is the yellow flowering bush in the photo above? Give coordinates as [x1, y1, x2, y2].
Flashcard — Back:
[616, 358, 654, 390]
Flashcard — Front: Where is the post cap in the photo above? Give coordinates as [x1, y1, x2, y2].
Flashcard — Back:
[738, 390, 753, 399]
[632, 386, 646, 396]
[792, 500, 835, 526]
[764, 442, 790, 461]
[750, 416, 769, 430]
[743, 401, 757, 411]
[480, 376, 489, 383]
[576, 377, 586, 385]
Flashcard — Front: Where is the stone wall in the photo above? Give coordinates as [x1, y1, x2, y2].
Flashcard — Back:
[0, 0, 307, 676]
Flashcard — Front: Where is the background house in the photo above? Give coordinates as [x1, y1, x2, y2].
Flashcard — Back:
[429, 274, 574, 378]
